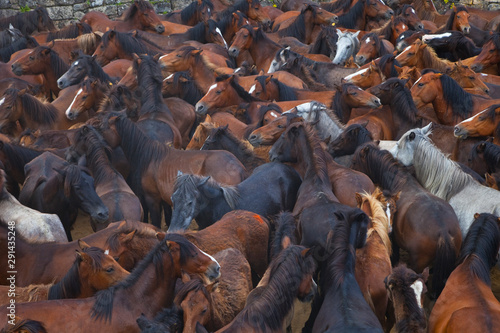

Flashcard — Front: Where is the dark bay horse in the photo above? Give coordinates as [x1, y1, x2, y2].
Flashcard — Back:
[167, 162, 301, 232]
[351, 143, 462, 297]
[71, 125, 143, 231]
[96, 115, 246, 228]
[57, 53, 118, 89]
[0, 6, 56, 35]
[81, 0, 165, 34]
[0, 234, 220, 332]
[162, 0, 214, 26]
[429, 213, 500, 332]
[19, 152, 109, 240]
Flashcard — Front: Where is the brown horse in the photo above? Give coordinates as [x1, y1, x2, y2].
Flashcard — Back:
[355, 188, 392, 330]
[385, 264, 429, 333]
[81, 0, 165, 34]
[215, 245, 316, 332]
[0, 240, 129, 304]
[454, 103, 500, 139]
[0, 234, 220, 332]
[411, 72, 500, 126]
[11, 46, 69, 98]
[175, 248, 252, 332]
[471, 33, 500, 74]
[428, 213, 500, 333]
[70, 125, 143, 231]
[95, 114, 246, 228]
[355, 32, 394, 66]
[162, 0, 213, 26]
[351, 143, 462, 297]
[216, 0, 271, 26]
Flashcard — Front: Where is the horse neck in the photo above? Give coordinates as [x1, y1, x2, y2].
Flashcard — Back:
[333, 91, 352, 123]
[389, 87, 419, 127]
[413, 0, 437, 21]
[20, 93, 59, 130]
[421, 47, 452, 72]
[191, 55, 216, 93]
[44, 53, 69, 95]
[221, 136, 261, 169]
[392, 288, 427, 333]
[86, 145, 118, 186]
[316, 109, 344, 141]
[247, 35, 281, 70]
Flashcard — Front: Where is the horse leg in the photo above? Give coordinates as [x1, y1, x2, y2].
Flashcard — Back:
[162, 202, 172, 228]
[390, 232, 400, 267]
[145, 196, 162, 229]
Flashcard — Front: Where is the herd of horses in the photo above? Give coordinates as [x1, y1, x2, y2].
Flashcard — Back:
[2, 0, 500, 331]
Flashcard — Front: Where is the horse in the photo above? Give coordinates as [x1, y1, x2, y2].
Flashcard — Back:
[32, 22, 93, 43]
[355, 188, 393, 330]
[355, 32, 393, 66]
[332, 30, 360, 66]
[0, 36, 38, 63]
[428, 213, 500, 333]
[471, 33, 500, 74]
[175, 248, 252, 332]
[0, 234, 220, 332]
[335, 0, 393, 31]
[469, 141, 500, 176]
[81, 0, 165, 34]
[454, 103, 500, 140]
[0, 86, 88, 138]
[200, 125, 266, 172]
[343, 61, 386, 89]
[396, 4, 424, 30]
[162, 0, 214, 26]
[436, 5, 471, 34]
[411, 72, 500, 126]
[167, 161, 301, 232]
[352, 142, 462, 297]
[153, 20, 227, 50]
[0, 6, 56, 36]
[70, 125, 143, 231]
[217, 0, 271, 27]
[327, 123, 373, 158]
[0, 241, 129, 304]
[92, 30, 164, 66]
[0, 167, 66, 243]
[384, 264, 429, 333]
[390, 124, 500, 240]
[136, 306, 183, 333]
[11, 46, 69, 98]
[446, 61, 490, 96]
[214, 245, 316, 332]
[64, 78, 110, 121]
[268, 47, 357, 89]
[19, 152, 109, 241]
[0, 24, 23, 49]
[422, 32, 481, 62]
[95, 114, 246, 228]
[57, 53, 118, 89]
[311, 206, 383, 332]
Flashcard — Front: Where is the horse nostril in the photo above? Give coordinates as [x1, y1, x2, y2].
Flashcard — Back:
[249, 134, 257, 141]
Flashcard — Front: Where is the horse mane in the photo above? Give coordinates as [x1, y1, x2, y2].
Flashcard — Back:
[411, 0, 436, 21]
[122, 0, 155, 21]
[217, 74, 261, 103]
[206, 125, 256, 160]
[0, 26, 22, 49]
[48, 246, 107, 300]
[322, 0, 354, 14]
[105, 221, 158, 253]
[168, 71, 203, 105]
[309, 25, 338, 55]
[457, 213, 500, 285]
[389, 265, 427, 332]
[375, 16, 407, 40]
[378, 54, 400, 78]
[174, 173, 240, 210]
[270, 211, 297, 260]
[76, 33, 101, 55]
[0, 140, 43, 175]
[255, 103, 282, 127]
[134, 54, 168, 116]
[46, 22, 92, 42]
[1, 317, 47, 333]
[17, 90, 58, 125]
[276, 5, 316, 42]
[97, 85, 138, 115]
[0, 36, 38, 63]
[486, 33, 500, 51]
[82, 126, 121, 185]
[232, 245, 316, 331]
[444, 6, 468, 31]
[385, 78, 419, 123]
[0, 6, 56, 35]
[359, 191, 391, 255]
[337, 0, 365, 29]
[249, 25, 282, 49]
[418, 40, 453, 72]
[410, 131, 474, 200]
[185, 20, 214, 43]
[101, 30, 160, 57]
[217, 10, 247, 35]
[221, 0, 252, 19]
[438, 74, 475, 120]
[77, 54, 114, 83]
[92, 233, 198, 322]
[175, 0, 214, 23]
[174, 278, 213, 315]
[353, 143, 410, 191]
[471, 140, 500, 173]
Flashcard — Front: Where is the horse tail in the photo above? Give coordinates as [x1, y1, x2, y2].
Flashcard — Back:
[432, 234, 457, 298]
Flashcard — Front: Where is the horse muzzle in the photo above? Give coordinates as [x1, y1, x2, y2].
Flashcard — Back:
[461, 26, 471, 34]
[248, 133, 262, 147]
[155, 24, 165, 34]
[355, 55, 367, 66]
[11, 63, 23, 76]
[195, 102, 208, 115]
[453, 125, 468, 139]
[228, 47, 240, 58]
[91, 209, 109, 224]
[57, 78, 69, 89]
[370, 97, 382, 108]
[206, 262, 221, 282]
[384, 9, 394, 20]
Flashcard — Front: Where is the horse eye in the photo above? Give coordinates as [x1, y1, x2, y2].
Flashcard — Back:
[254, 7, 259, 10]
[457, 16, 461, 19]
[469, 76, 475, 80]
[216, 90, 222, 95]
[29, 56, 34, 60]
[176, 54, 182, 57]
[346, 46, 350, 49]
[490, 49, 495, 53]
[277, 124, 284, 128]
[418, 83, 423, 87]
[114, 257, 120, 261]
[351, 91, 357, 95]
[408, 52, 415, 56]
[106, 267, 114, 273]
[82, 95, 87, 100]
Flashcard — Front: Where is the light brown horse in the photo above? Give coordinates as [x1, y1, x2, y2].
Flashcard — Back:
[355, 188, 392, 330]
[454, 104, 500, 139]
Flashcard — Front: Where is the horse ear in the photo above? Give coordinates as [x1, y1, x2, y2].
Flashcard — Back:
[199, 176, 211, 186]
[153, 53, 161, 62]
[485, 173, 495, 187]
[393, 191, 401, 202]
[108, 29, 115, 38]
[300, 247, 312, 257]
[195, 322, 209, 333]
[47, 40, 55, 48]
[69, 50, 79, 62]
[17, 88, 27, 96]
[41, 47, 51, 55]
[420, 43, 427, 49]
[206, 280, 219, 293]
[474, 212, 481, 219]
[421, 122, 432, 136]
[360, 145, 370, 158]
[156, 231, 166, 241]
[420, 267, 430, 282]
[476, 142, 486, 152]
[353, 31, 360, 38]
[132, 53, 140, 61]
[78, 239, 91, 250]
[181, 270, 191, 283]
[355, 192, 363, 208]
[122, 230, 137, 243]
[205, 114, 213, 123]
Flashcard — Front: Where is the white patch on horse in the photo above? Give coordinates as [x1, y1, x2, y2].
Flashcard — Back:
[73, 60, 79, 66]
[411, 76, 423, 89]
[460, 108, 488, 124]
[163, 73, 174, 81]
[379, 0, 386, 4]
[385, 203, 392, 233]
[215, 27, 228, 49]
[422, 32, 451, 42]
[270, 111, 278, 118]
[365, 37, 371, 44]
[201, 249, 219, 267]
[249, 84, 256, 94]
[401, 24, 407, 30]
[410, 280, 424, 308]
[344, 67, 368, 81]
[208, 83, 218, 93]
[104, 249, 109, 255]
[0, 98, 5, 107]
[65, 88, 83, 117]
[411, 8, 416, 14]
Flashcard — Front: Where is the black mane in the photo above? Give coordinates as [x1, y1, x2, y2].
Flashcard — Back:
[46, 22, 92, 42]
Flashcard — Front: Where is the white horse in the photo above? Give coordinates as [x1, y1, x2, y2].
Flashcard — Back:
[390, 123, 500, 236]
[332, 30, 360, 66]
[0, 169, 66, 243]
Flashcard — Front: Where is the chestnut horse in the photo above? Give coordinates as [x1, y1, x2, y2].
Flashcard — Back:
[0, 234, 220, 332]
[429, 213, 500, 333]
[351, 143, 462, 297]
[454, 103, 500, 139]
[175, 248, 252, 332]
[471, 33, 500, 73]
[81, 0, 165, 34]
[0, 241, 129, 304]
[95, 114, 246, 228]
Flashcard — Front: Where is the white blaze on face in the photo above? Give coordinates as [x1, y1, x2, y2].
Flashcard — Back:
[401, 24, 407, 30]
[411, 76, 423, 89]
[396, 45, 413, 60]
[215, 27, 228, 49]
[65, 88, 83, 117]
[73, 60, 79, 66]
[460, 108, 488, 125]
[0, 97, 5, 107]
[411, 8, 416, 14]
[268, 60, 279, 73]
[208, 83, 218, 93]
[385, 203, 392, 233]
[163, 73, 174, 81]
[365, 37, 371, 44]
[422, 32, 451, 42]
[410, 280, 424, 308]
[270, 111, 278, 118]
[104, 249, 109, 255]
[344, 67, 368, 81]
[249, 84, 257, 94]
[200, 249, 220, 272]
